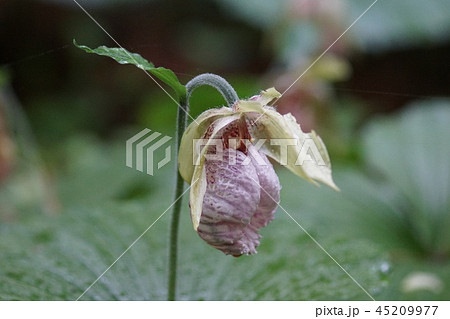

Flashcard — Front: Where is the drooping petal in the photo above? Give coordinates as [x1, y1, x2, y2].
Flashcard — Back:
[196, 150, 261, 255]
[237, 90, 338, 190]
[249, 87, 282, 105]
[178, 107, 234, 184]
[189, 115, 241, 230]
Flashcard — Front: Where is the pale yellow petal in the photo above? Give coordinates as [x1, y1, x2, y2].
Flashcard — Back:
[189, 115, 241, 230]
[190, 164, 207, 231]
[178, 107, 233, 184]
[239, 100, 338, 190]
[251, 87, 282, 105]
[235, 100, 265, 113]
[302, 130, 339, 190]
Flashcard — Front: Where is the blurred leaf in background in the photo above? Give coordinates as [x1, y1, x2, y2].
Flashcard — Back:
[1, 0, 450, 301]
[278, 99, 450, 300]
[2, 97, 449, 300]
[0, 69, 16, 184]
[216, 0, 450, 52]
[362, 99, 450, 258]
[0, 133, 388, 300]
[347, 0, 450, 52]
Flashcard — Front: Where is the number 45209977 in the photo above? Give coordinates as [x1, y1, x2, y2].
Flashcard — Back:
[376, 305, 438, 316]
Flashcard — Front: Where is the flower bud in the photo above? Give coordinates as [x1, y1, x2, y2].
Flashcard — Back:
[179, 87, 337, 255]
[197, 143, 280, 256]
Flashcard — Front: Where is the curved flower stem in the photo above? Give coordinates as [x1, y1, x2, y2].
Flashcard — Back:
[167, 73, 238, 301]
[186, 73, 239, 106]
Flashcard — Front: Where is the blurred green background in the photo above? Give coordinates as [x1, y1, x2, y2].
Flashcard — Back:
[1, 0, 450, 300]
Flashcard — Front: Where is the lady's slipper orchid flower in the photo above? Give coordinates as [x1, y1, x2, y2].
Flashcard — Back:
[178, 88, 338, 256]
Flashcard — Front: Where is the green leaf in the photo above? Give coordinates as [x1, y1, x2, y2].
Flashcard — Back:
[362, 99, 450, 255]
[0, 136, 388, 300]
[73, 40, 186, 100]
[0, 204, 388, 300]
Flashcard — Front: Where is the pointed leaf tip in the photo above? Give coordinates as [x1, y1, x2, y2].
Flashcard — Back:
[73, 39, 186, 99]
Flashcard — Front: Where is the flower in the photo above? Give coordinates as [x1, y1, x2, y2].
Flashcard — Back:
[178, 88, 338, 256]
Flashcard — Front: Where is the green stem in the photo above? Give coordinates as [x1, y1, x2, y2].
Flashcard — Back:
[167, 74, 238, 301]
[167, 94, 187, 301]
[185, 73, 239, 106]
[167, 170, 186, 300]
